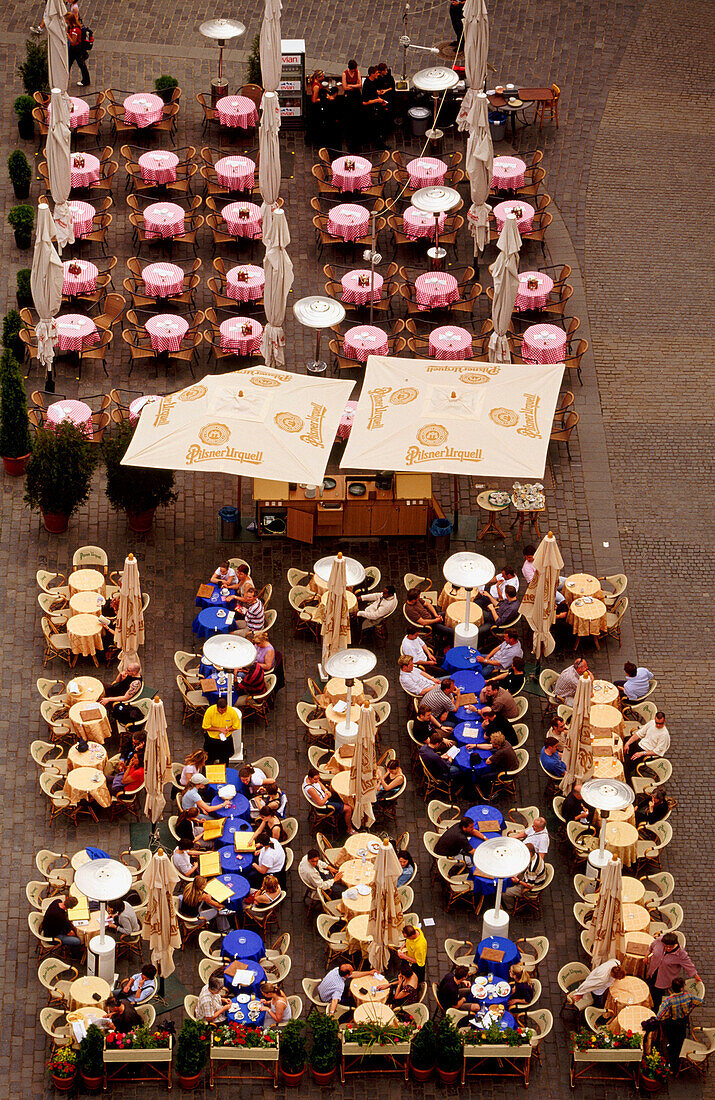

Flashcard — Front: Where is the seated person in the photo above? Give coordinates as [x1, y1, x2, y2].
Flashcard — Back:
[250, 631, 279, 676]
[504, 842, 546, 898]
[396, 849, 414, 886]
[513, 817, 550, 854]
[180, 774, 223, 817]
[561, 781, 593, 824]
[477, 682, 519, 719]
[231, 584, 265, 636]
[172, 838, 200, 877]
[298, 849, 344, 900]
[434, 817, 484, 858]
[252, 779, 287, 818]
[196, 975, 232, 1023]
[616, 661, 654, 702]
[412, 701, 453, 743]
[251, 806, 285, 844]
[539, 736, 567, 777]
[246, 873, 282, 909]
[403, 588, 453, 649]
[400, 627, 446, 676]
[398, 654, 438, 697]
[376, 758, 404, 799]
[317, 963, 377, 1015]
[521, 546, 537, 584]
[635, 790, 669, 827]
[478, 706, 518, 746]
[474, 732, 518, 798]
[546, 715, 568, 750]
[99, 660, 144, 732]
[477, 585, 520, 644]
[41, 895, 82, 958]
[109, 744, 144, 795]
[379, 960, 420, 1006]
[237, 763, 266, 798]
[211, 561, 239, 590]
[302, 767, 353, 832]
[476, 631, 523, 678]
[419, 733, 474, 791]
[179, 749, 208, 790]
[260, 982, 291, 1026]
[115, 963, 157, 1004]
[624, 711, 670, 767]
[437, 965, 479, 1014]
[106, 898, 140, 934]
[422, 677, 472, 725]
[487, 567, 520, 601]
[105, 996, 142, 1033]
[247, 837, 286, 887]
[234, 660, 266, 702]
[175, 805, 214, 845]
[202, 698, 241, 765]
[507, 963, 535, 1010]
[180, 876, 221, 924]
[353, 585, 398, 642]
[553, 659, 592, 705]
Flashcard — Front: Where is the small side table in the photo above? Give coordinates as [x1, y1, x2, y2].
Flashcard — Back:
[510, 500, 546, 539]
[476, 490, 509, 540]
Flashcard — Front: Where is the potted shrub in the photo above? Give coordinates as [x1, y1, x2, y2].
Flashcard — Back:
[435, 1015, 463, 1084]
[0, 350, 32, 475]
[3, 310, 25, 361]
[246, 34, 262, 86]
[16, 268, 32, 309]
[8, 204, 34, 248]
[639, 1049, 671, 1092]
[176, 1018, 209, 1090]
[155, 74, 178, 103]
[47, 1046, 77, 1092]
[279, 1019, 307, 1086]
[18, 37, 49, 94]
[102, 419, 178, 532]
[409, 1018, 437, 1082]
[308, 1009, 340, 1084]
[77, 1024, 105, 1092]
[14, 94, 36, 140]
[25, 421, 99, 532]
[8, 150, 32, 200]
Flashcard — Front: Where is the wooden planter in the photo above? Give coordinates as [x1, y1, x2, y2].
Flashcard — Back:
[340, 1039, 411, 1084]
[462, 1042, 533, 1087]
[209, 1040, 279, 1089]
[103, 1037, 173, 1090]
[570, 1046, 642, 1087]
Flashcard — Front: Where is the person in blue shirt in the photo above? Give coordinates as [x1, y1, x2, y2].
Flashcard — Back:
[539, 736, 567, 777]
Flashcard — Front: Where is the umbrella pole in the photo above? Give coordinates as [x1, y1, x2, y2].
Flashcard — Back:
[234, 476, 243, 531]
[493, 877, 503, 918]
[453, 475, 460, 529]
[44, 364, 55, 394]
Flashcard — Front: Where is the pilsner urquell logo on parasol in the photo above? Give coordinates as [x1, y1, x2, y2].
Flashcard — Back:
[185, 423, 262, 465]
[405, 424, 482, 465]
[298, 402, 327, 448]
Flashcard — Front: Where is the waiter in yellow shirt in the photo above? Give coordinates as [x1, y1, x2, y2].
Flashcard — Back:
[397, 923, 428, 980]
[202, 696, 241, 764]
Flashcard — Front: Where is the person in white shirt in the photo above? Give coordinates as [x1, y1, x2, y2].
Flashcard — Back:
[624, 712, 670, 767]
[487, 567, 520, 600]
[553, 659, 593, 704]
[617, 662, 654, 702]
[353, 585, 398, 642]
[211, 561, 239, 589]
[398, 655, 439, 697]
[569, 960, 626, 1008]
[248, 837, 285, 885]
[298, 849, 344, 900]
[172, 839, 200, 877]
[513, 818, 550, 854]
[400, 628, 445, 676]
[521, 546, 537, 585]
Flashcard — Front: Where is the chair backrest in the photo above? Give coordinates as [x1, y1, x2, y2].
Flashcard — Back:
[526, 1009, 553, 1043]
[286, 995, 303, 1020]
[557, 961, 589, 993]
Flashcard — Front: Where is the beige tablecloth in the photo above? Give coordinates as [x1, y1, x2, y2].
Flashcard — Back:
[69, 591, 104, 616]
[622, 903, 651, 934]
[346, 913, 373, 948]
[445, 600, 484, 630]
[567, 598, 607, 637]
[327, 747, 354, 773]
[69, 569, 105, 598]
[438, 583, 475, 611]
[68, 740, 108, 770]
[353, 1001, 396, 1024]
[66, 676, 104, 704]
[68, 974, 111, 1009]
[72, 916, 101, 944]
[593, 756, 625, 781]
[325, 702, 361, 731]
[586, 875, 645, 907]
[590, 704, 624, 739]
[563, 573, 604, 605]
[324, 676, 363, 703]
[341, 858, 376, 889]
[591, 679, 620, 706]
[610, 1005, 652, 1036]
[68, 701, 111, 744]
[320, 589, 358, 614]
[605, 975, 652, 1015]
[603, 820, 639, 867]
[350, 974, 389, 1006]
[341, 884, 372, 916]
[341, 834, 382, 861]
[63, 766, 111, 808]
[67, 614, 104, 658]
[622, 931, 654, 978]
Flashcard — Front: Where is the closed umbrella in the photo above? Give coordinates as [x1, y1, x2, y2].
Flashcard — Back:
[316, 552, 350, 667]
[488, 213, 521, 363]
[463, 93, 493, 255]
[258, 91, 282, 207]
[457, 0, 489, 127]
[366, 841, 404, 971]
[46, 88, 74, 252]
[259, 0, 283, 95]
[44, 0, 69, 98]
[349, 704, 378, 829]
[30, 201, 63, 387]
[144, 696, 172, 827]
[116, 552, 145, 666]
[519, 531, 564, 659]
[559, 672, 594, 793]
[591, 857, 625, 966]
[141, 849, 181, 978]
[260, 204, 294, 368]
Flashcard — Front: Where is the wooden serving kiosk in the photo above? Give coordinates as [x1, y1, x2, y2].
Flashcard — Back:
[252, 473, 445, 543]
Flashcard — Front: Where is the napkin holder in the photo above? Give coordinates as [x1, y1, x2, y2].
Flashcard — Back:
[344, 159, 356, 171]
[235, 269, 249, 282]
[74, 154, 85, 168]
[241, 322, 252, 336]
[527, 277, 539, 290]
[238, 208, 250, 220]
[68, 262, 82, 276]
[357, 274, 370, 287]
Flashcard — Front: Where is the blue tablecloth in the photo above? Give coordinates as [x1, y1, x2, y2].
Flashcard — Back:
[444, 646, 483, 673]
[453, 719, 484, 746]
[452, 668, 486, 721]
[192, 606, 235, 640]
[205, 766, 241, 798]
[470, 976, 512, 1008]
[466, 805, 505, 896]
[223, 929, 264, 962]
[196, 583, 235, 610]
[475, 936, 520, 981]
[227, 999, 266, 1027]
[470, 1007, 517, 1032]
[219, 845, 254, 873]
[453, 745, 491, 773]
[211, 792, 251, 818]
[226, 960, 266, 990]
[220, 816, 252, 844]
[199, 661, 245, 707]
[215, 873, 251, 911]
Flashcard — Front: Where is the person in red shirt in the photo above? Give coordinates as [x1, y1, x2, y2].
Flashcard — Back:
[647, 933, 701, 1011]
[65, 12, 90, 87]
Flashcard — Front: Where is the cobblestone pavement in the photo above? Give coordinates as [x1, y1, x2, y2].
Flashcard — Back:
[0, 0, 711, 1096]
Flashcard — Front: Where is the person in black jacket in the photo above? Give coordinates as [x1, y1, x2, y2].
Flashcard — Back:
[434, 817, 483, 858]
[105, 996, 142, 1033]
[41, 896, 82, 957]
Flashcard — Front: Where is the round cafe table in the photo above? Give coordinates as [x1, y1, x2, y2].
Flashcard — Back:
[622, 931, 654, 978]
[622, 903, 652, 934]
[414, 271, 459, 311]
[66, 1007, 108, 1037]
[342, 833, 382, 860]
[585, 875, 645, 906]
[215, 155, 256, 190]
[593, 756, 625, 781]
[429, 326, 473, 360]
[452, 719, 484, 747]
[48, 95, 89, 129]
[66, 676, 104, 705]
[222, 929, 264, 962]
[326, 203, 369, 242]
[69, 199, 95, 238]
[219, 846, 253, 874]
[67, 614, 104, 661]
[143, 201, 185, 239]
[141, 261, 184, 297]
[402, 206, 446, 240]
[451, 668, 487, 721]
[331, 155, 372, 192]
[443, 645, 482, 672]
[611, 1005, 652, 1036]
[341, 270, 383, 306]
[68, 701, 111, 744]
[46, 398, 93, 432]
[138, 150, 179, 184]
[342, 325, 388, 362]
[68, 974, 111, 1010]
[226, 264, 265, 303]
[69, 570, 105, 598]
[326, 747, 354, 772]
[68, 740, 107, 771]
[320, 589, 358, 614]
[605, 975, 652, 1015]
[192, 605, 234, 639]
[491, 155, 526, 190]
[222, 201, 262, 238]
[53, 317, 98, 353]
[341, 859, 376, 889]
[216, 94, 259, 129]
[522, 323, 567, 364]
[124, 93, 164, 127]
[591, 679, 620, 706]
[475, 936, 520, 981]
[129, 395, 160, 422]
[445, 599, 484, 630]
[62, 259, 98, 296]
[331, 769, 355, 804]
[69, 590, 104, 616]
[324, 677, 364, 704]
[567, 597, 608, 639]
[590, 704, 624, 739]
[71, 916, 101, 945]
[346, 913, 373, 950]
[219, 317, 263, 354]
[353, 1001, 395, 1025]
[406, 156, 448, 187]
[341, 883, 372, 917]
[563, 573, 603, 605]
[145, 314, 189, 353]
[350, 973, 389, 1006]
[210, 792, 251, 819]
[465, 804, 505, 832]
[514, 271, 554, 311]
[63, 766, 111, 808]
[603, 820, 639, 867]
[492, 200, 534, 233]
[214, 873, 251, 912]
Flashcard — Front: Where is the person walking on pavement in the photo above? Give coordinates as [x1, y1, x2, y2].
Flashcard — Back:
[646, 932, 700, 1012]
[66, 11, 90, 87]
[449, 0, 465, 48]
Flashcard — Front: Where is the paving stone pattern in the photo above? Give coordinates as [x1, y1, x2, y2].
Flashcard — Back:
[0, 0, 710, 1097]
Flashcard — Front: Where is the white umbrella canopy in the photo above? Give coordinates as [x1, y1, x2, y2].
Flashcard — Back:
[116, 552, 145, 662]
[260, 205, 294, 368]
[144, 696, 173, 824]
[44, 0, 69, 97]
[559, 673, 594, 793]
[519, 531, 565, 658]
[30, 202, 63, 374]
[121, 367, 352, 484]
[141, 850, 181, 978]
[367, 841, 405, 971]
[340, 354, 564, 479]
[464, 94, 493, 254]
[259, 0, 283, 93]
[46, 88, 74, 252]
[591, 857, 626, 966]
[349, 704, 378, 829]
[488, 214, 522, 363]
[317, 553, 350, 666]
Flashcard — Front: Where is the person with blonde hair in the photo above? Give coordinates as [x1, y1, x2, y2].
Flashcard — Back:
[398, 654, 438, 697]
[261, 981, 291, 1026]
[179, 750, 208, 789]
[248, 874, 282, 908]
[180, 876, 220, 924]
[508, 963, 535, 1010]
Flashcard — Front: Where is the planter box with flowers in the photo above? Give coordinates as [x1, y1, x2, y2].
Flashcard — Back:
[461, 1022, 534, 1085]
[570, 1026, 642, 1087]
[340, 1020, 415, 1083]
[209, 1022, 279, 1088]
[103, 1027, 173, 1089]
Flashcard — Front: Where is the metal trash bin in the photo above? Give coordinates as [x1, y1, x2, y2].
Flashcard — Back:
[489, 111, 507, 141]
[218, 505, 240, 539]
[408, 106, 431, 137]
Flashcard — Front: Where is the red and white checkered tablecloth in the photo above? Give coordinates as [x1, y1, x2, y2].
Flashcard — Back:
[141, 261, 185, 297]
[123, 93, 164, 127]
[138, 150, 179, 184]
[144, 314, 189, 353]
[491, 156, 527, 190]
[69, 200, 95, 238]
[62, 260, 98, 296]
[46, 399, 93, 434]
[341, 270, 383, 306]
[406, 156, 448, 188]
[226, 264, 265, 302]
[326, 203, 369, 242]
[492, 200, 534, 233]
[515, 271, 554, 312]
[414, 272, 459, 311]
[129, 395, 160, 423]
[402, 206, 446, 240]
[143, 201, 185, 239]
[219, 317, 263, 354]
[337, 400, 358, 440]
[216, 95, 259, 129]
[428, 325, 473, 360]
[223, 202, 262, 238]
[54, 315, 99, 352]
[342, 324, 388, 362]
[522, 323, 567, 363]
[70, 153, 100, 189]
[331, 156, 372, 192]
[215, 155, 256, 190]
[49, 96, 89, 129]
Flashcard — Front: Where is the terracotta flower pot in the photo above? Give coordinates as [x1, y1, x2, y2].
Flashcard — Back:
[177, 1069, 202, 1090]
[279, 1065, 306, 1086]
[127, 507, 156, 533]
[42, 510, 69, 533]
[411, 1063, 434, 1081]
[639, 1073, 665, 1092]
[79, 1069, 103, 1092]
[436, 1066, 461, 1084]
[51, 1071, 77, 1092]
[310, 1065, 337, 1085]
[2, 452, 31, 476]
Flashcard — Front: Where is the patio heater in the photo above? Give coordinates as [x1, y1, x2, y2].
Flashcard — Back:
[362, 216, 382, 326]
[412, 184, 461, 268]
[412, 65, 459, 141]
[472, 836, 531, 939]
[201, 634, 257, 763]
[442, 551, 494, 648]
[74, 858, 133, 983]
[199, 18, 246, 106]
[324, 647, 377, 750]
[293, 296, 346, 375]
[581, 778, 635, 876]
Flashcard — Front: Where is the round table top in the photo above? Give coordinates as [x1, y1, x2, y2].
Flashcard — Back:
[69, 701, 108, 726]
[342, 883, 372, 915]
[342, 833, 382, 860]
[350, 973, 389, 1005]
[353, 1000, 395, 1025]
[445, 599, 484, 627]
[604, 819, 639, 846]
[327, 748, 353, 772]
[68, 741, 107, 770]
[69, 974, 111, 1006]
[346, 913, 372, 944]
[73, 915, 101, 939]
[593, 756, 625, 780]
[586, 875, 645, 906]
[320, 589, 358, 613]
[67, 613, 103, 638]
[66, 1006, 108, 1025]
[331, 771, 353, 800]
[65, 766, 107, 794]
[609, 975, 651, 1008]
[326, 702, 361, 729]
[476, 489, 511, 513]
[222, 929, 264, 959]
[624, 930, 653, 955]
[67, 676, 104, 703]
[615, 1005, 652, 1035]
[70, 569, 105, 593]
[564, 573, 602, 598]
[591, 679, 620, 706]
[325, 676, 363, 702]
[69, 591, 104, 616]
[569, 597, 607, 622]
[622, 903, 652, 933]
[341, 859, 376, 888]
[590, 704, 624, 733]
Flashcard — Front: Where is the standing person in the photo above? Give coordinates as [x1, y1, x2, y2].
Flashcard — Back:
[65, 12, 90, 87]
[361, 66, 389, 145]
[646, 933, 701, 1011]
[201, 696, 241, 764]
[448, 0, 466, 48]
[656, 977, 704, 1073]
